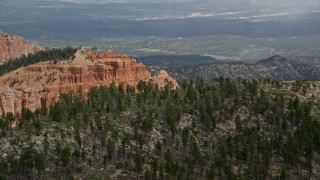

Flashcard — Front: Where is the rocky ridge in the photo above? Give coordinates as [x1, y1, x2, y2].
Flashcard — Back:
[167, 56, 320, 82]
[0, 49, 178, 115]
[0, 31, 43, 63]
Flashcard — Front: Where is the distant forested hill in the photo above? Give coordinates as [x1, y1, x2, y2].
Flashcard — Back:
[151, 55, 320, 83]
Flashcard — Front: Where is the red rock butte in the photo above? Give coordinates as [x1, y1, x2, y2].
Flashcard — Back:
[0, 31, 43, 63]
[0, 49, 178, 115]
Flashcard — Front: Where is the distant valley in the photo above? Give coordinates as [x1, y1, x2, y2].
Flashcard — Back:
[26, 35, 320, 66]
[1, 0, 320, 66]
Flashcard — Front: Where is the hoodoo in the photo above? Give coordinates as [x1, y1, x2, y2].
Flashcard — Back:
[0, 49, 178, 115]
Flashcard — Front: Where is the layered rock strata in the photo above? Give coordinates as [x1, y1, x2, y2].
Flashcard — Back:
[0, 49, 178, 115]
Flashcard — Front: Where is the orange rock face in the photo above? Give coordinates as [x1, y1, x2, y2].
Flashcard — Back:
[0, 49, 178, 115]
[0, 31, 43, 63]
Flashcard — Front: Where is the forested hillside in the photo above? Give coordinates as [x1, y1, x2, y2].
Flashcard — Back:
[0, 78, 320, 179]
[156, 56, 320, 83]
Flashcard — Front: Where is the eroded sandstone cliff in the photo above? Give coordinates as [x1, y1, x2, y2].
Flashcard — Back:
[0, 31, 43, 63]
[0, 49, 178, 115]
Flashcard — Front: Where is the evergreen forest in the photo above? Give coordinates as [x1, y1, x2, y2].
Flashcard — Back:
[0, 78, 319, 179]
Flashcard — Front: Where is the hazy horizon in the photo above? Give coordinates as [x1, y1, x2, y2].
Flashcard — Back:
[1, 0, 320, 63]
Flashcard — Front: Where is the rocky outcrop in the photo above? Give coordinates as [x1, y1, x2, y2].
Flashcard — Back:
[0, 49, 178, 115]
[152, 70, 178, 88]
[0, 31, 43, 63]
